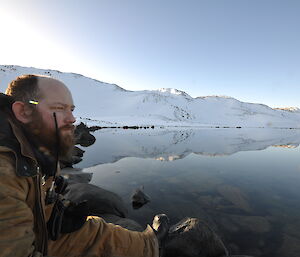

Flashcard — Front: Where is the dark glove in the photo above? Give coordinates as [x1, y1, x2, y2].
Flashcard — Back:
[152, 214, 169, 257]
[47, 198, 67, 241]
[60, 200, 89, 234]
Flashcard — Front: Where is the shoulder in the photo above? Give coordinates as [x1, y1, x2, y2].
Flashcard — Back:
[0, 150, 31, 200]
[0, 150, 16, 175]
[0, 146, 38, 177]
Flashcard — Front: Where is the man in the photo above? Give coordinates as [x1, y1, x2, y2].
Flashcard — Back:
[0, 75, 168, 257]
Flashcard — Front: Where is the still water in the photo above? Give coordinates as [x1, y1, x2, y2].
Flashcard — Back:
[75, 128, 300, 257]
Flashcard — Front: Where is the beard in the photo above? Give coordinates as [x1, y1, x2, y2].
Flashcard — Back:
[23, 110, 75, 160]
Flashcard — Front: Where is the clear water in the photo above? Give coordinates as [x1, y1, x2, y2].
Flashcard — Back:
[75, 128, 300, 257]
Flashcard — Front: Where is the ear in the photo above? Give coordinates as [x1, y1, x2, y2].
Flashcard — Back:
[12, 101, 33, 124]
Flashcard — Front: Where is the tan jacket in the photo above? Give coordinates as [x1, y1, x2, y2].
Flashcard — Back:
[0, 112, 50, 256]
[0, 107, 158, 257]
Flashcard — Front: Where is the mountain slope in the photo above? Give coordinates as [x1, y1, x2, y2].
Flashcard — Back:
[0, 65, 299, 128]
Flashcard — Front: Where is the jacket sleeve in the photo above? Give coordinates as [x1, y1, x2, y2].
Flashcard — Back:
[48, 216, 159, 257]
[0, 153, 36, 257]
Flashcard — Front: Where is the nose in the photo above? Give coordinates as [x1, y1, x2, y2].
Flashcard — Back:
[65, 110, 76, 124]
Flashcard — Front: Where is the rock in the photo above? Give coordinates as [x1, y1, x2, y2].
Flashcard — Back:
[75, 122, 96, 147]
[164, 217, 228, 257]
[61, 167, 93, 184]
[73, 146, 85, 157]
[283, 220, 300, 238]
[64, 183, 128, 218]
[217, 185, 252, 213]
[131, 186, 151, 209]
[219, 216, 240, 233]
[227, 215, 271, 233]
[278, 234, 300, 257]
[198, 195, 223, 208]
[229, 255, 253, 257]
[226, 243, 240, 254]
[60, 146, 85, 168]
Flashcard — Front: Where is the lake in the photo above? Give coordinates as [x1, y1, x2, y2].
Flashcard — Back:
[75, 127, 300, 257]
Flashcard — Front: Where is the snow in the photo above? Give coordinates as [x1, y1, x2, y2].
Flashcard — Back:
[1, 65, 300, 128]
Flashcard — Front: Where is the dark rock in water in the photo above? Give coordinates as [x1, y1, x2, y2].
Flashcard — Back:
[75, 122, 96, 147]
[61, 168, 93, 184]
[131, 186, 151, 209]
[100, 214, 144, 232]
[278, 234, 300, 257]
[164, 217, 228, 257]
[73, 146, 85, 157]
[60, 123, 95, 167]
[229, 255, 253, 257]
[71, 155, 83, 165]
[60, 146, 85, 168]
[64, 183, 128, 218]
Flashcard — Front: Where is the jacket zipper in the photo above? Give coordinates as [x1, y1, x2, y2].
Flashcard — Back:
[34, 165, 48, 255]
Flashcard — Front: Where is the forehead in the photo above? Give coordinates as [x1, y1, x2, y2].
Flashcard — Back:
[37, 77, 74, 105]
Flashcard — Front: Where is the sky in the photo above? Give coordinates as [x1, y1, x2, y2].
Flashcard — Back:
[0, 0, 299, 108]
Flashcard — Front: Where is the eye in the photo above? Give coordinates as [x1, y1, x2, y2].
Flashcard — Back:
[51, 106, 65, 111]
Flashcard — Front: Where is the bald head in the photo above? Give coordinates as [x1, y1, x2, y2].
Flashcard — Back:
[37, 76, 72, 101]
[36, 77, 74, 112]
[6, 74, 71, 103]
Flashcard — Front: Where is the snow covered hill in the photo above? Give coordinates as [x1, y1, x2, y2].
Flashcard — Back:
[0, 65, 299, 128]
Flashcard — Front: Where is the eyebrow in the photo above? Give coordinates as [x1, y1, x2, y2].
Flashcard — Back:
[50, 102, 75, 109]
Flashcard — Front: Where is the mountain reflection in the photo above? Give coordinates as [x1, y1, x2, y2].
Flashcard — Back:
[76, 128, 300, 168]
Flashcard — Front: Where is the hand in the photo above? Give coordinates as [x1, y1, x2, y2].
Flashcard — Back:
[61, 200, 89, 233]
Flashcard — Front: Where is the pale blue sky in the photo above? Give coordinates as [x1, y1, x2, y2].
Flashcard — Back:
[1, 0, 299, 107]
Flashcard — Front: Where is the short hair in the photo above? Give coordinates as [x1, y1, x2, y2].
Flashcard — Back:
[5, 74, 42, 102]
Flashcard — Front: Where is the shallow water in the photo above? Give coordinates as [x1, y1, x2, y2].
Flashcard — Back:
[76, 128, 300, 257]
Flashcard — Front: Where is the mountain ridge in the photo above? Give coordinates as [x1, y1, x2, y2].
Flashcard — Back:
[0, 65, 299, 128]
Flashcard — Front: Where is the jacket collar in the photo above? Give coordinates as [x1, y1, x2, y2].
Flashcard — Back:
[0, 93, 38, 176]
[9, 116, 37, 161]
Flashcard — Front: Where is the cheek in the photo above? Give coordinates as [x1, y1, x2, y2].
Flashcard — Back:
[54, 113, 67, 129]
[40, 113, 56, 130]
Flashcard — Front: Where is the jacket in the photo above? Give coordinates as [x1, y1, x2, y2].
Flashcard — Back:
[0, 93, 159, 257]
[0, 93, 50, 256]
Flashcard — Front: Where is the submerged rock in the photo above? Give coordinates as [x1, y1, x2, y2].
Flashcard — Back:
[227, 215, 271, 234]
[278, 234, 300, 257]
[131, 186, 151, 209]
[217, 185, 252, 213]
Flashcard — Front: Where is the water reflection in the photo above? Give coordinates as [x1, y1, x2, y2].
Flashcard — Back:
[76, 128, 300, 257]
[76, 127, 300, 168]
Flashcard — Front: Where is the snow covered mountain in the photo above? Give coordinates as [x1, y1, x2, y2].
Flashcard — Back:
[0, 65, 299, 128]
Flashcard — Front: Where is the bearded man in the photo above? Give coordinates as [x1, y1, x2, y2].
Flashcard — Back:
[0, 75, 168, 257]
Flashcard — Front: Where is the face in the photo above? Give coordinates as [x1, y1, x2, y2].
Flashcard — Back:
[25, 78, 76, 158]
